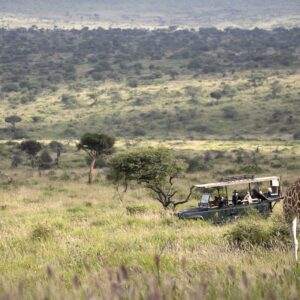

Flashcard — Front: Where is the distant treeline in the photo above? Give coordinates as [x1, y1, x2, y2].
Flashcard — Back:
[0, 27, 300, 94]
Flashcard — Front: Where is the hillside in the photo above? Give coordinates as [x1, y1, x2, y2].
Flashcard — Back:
[0, 27, 300, 141]
[0, 0, 300, 29]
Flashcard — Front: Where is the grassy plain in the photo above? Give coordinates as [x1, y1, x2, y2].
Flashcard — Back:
[0, 139, 299, 299]
[1, 69, 300, 141]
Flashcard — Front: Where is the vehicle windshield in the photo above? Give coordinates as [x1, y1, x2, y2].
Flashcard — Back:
[201, 194, 210, 203]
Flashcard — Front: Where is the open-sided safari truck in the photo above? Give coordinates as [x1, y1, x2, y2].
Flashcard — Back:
[176, 175, 283, 222]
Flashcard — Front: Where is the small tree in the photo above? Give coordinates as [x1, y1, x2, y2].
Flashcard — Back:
[109, 147, 195, 210]
[20, 140, 42, 168]
[77, 133, 115, 184]
[38, 149, 53, 170]
[270, 81, 282, 98]
[49, 141, 63, 165]
[11, 153, 22, 168]
[5, 115, 22, 133]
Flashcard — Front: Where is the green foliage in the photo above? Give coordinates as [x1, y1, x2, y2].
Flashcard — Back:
[4, 115, 22, 134]
[109, 147, 184, 185]
[109, 147, 190, 209]
[0, 27, 300, 140]
[39, 149, 53, 169]
[61, 94, 77, 107]
[2, 83, 20, 93]
[77, 133, 115, 158]
[293, 132, 300, 140]
[49, 141, 64, 151]
[20, 140, 42, 156]
[226, 213, 290, 249]
[186, 156, 209, 173]
[127, 79, 138, 88]
[20, 140, 42, 168]
[126, 205, 148, 215]
[222, 106, 238, 119]
[31, 224, 52, 241]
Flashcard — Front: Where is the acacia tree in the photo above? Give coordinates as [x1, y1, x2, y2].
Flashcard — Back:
[109, 147, 195, 210]
[77, 133, 115, 184]
[20, 140, 42, 168]
[5, 115, 22, 133]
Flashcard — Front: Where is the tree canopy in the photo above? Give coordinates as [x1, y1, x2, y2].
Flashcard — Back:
[20, 140, 42, 168]
[77, 133, 115, 183]
[5, 115, 22, 132]
[109, 147, 194, 209]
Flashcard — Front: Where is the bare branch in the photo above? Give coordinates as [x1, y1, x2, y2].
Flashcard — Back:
[172, 186, 196, 209]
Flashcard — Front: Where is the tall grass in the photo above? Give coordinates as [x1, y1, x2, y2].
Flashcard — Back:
[0, 142, 299, 299]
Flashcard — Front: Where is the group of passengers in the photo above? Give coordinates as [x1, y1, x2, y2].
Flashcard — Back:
[212, 187, 273, 207]
[231, 187, 273, 205]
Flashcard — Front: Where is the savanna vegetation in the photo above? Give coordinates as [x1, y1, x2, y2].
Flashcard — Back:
[0, 11, 299, 299]
[0, 138, 299, 299]
[0, 27, 300, 140]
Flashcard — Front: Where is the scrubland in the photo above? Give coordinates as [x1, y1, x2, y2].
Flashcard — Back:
[0, 140, 299, 299]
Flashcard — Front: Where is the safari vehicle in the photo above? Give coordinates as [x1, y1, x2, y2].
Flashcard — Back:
[176, 175, 283, 223]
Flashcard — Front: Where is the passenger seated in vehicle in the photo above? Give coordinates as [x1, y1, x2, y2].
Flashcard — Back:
[267, 187, 272, 198]
[243, 192, 252, 203]
[232, 190, 238, 205]
[213, 196, 219, 206]
[218, 197, 225, 208]
[251, 188, 268, 201]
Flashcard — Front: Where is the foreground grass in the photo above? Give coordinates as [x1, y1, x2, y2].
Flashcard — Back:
[0, 139, 299, 299]
[0, 170, 299, 299]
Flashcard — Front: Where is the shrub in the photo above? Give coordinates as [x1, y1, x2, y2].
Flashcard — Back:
[222, 106, 238, 119]
[31, 224, 52, 241]
[61, 94, 77, 107]
[186, 156, 209, 173]
[225, 213, 290, 249]
[239, 164, 263, 174]
[293, 132, 300, 140]
[31, 116, 43, 123]
[210, 91, 222, 99]
[39, 150, 53, 169]
[127, 79, 138, 88]
[126, 205, 148, 215]
[2, 83, 20, 93]
[133, 128, 146, 136]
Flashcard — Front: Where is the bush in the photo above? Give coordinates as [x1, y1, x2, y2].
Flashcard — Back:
[39, 150, 53, 169]
[31, 224, 52, 241]
[61, 94, 77, 107]
[222, 106, 238, 119]
[2, 83, 20, 93]
[126, 205, 148, 215]
[293, 132, 300, 140]
[127, 79, 138, 88]
[239, 164, 263, 174]
[225, 213, 290, 249]
[186, 156, 209, 173]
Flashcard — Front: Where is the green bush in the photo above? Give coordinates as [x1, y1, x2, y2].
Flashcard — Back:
[31, 224, 52, 241]
[225, 213, 290, 249]
[126, 205, 148, 215]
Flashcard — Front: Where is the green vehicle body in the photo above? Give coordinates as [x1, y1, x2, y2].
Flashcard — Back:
[176, 198, 282, 223]
[176, 175, 283, 223]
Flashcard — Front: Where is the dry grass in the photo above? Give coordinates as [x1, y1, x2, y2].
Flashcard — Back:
[0, 170, 299, 299]
[0, 140, 299, 299]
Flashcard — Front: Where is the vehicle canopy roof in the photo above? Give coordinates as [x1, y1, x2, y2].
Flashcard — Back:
[194, 175, 280, 189]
